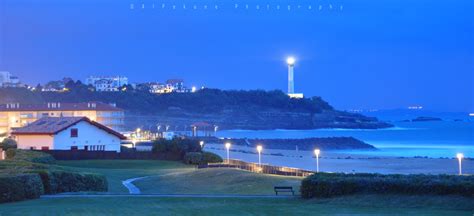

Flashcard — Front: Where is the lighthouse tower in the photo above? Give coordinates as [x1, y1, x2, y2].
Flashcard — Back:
[286, 57, 303, 98]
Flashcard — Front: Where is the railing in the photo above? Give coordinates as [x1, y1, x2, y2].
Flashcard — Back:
[199, 159, 314, 177]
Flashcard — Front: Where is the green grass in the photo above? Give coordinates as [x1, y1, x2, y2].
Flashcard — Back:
[1, 160, 472, 215]
[135, 168, 302, 195]
[54, 160, 192, 193]
[0, 196, 472, 216]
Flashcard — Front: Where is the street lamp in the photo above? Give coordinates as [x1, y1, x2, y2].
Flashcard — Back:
[457, 153, 464, 175]
[314, 149, 320, 173]
[225, 143, 231, 163]
[257, 145, 263, 166]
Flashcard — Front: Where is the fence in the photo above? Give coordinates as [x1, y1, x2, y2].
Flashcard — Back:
[198, 159, 314, 177]
[38, 149, 183, 161]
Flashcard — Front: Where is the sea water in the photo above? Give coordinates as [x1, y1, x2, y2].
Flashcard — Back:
[217, 112, 474, 158]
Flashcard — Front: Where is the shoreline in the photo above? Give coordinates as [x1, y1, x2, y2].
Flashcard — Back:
[204, 143, 473, 175]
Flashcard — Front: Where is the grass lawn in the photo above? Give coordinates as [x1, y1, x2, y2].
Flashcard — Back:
[0, 195, 472, 216]
[55, 160, 192, 193]
[1, 160, 471, 215]
[134, 168, 302, 195]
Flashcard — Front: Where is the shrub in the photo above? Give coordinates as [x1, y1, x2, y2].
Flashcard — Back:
[202, 152, 223, 163]
[300, 173, 474, 199]
[0, 138, 17, 150]
[183, 152, 203, 165]
[34, 171, 108, 194]
[0, 174, 44, 203]
[6, 149, 55, 164]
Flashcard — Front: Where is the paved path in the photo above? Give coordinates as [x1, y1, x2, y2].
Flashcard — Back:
[41, 194, 295, 199]
[122, 176, 149, 194]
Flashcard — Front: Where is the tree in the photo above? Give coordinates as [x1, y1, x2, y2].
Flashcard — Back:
[0, 138, 17, 150]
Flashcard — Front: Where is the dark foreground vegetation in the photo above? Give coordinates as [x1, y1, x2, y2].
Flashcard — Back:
[151, 138, 222, 165]
[0, 150, 107, 203]
[301, 173, 474, 199]
[200, 136, 376, 150]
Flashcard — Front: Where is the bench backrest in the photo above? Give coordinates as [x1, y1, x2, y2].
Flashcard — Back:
[274, 186, 293, 190]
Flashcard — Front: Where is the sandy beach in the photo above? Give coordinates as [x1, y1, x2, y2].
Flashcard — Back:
[205, 143, 473, 175]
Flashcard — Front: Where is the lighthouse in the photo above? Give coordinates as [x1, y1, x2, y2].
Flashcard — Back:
[286, 57, 303, 98]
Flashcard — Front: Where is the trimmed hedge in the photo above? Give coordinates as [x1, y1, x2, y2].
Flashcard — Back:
[34, 171, 108, 194]
[6, 149, 56, 164]
[183, 152, 223, 165]
[0, 174, 44, 203]
[202, 152, 223, 163]
[301, 173, 474, 198]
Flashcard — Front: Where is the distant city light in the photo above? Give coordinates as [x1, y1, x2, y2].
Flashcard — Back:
[457, 153, 464, 175]
[286, 57, 295, 66]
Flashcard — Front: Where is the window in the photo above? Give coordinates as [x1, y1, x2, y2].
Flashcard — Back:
[70, 128, 78, 137]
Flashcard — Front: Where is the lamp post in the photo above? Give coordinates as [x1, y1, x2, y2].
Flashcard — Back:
[225, 143, 231, 164]
[314, 149, 320, 173]
[257, 145, 263, 166]
[457, 153, 464, 175]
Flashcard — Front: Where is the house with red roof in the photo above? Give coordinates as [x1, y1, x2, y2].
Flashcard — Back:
[11, 117, 126, 152]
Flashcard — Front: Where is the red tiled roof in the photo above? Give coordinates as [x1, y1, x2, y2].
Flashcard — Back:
[11, 117, 126, 139]
[0, 102, 123, 112]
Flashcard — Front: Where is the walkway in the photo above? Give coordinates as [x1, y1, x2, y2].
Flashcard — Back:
[122, 176, 149, 194]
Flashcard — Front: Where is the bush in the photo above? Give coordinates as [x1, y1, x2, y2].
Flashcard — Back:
[202, 152, 223, 163]
[300, 173, 474, 199]
[183, 152, 203, 165]
[6, 149, 56, 164]
[34, 171, 108, 194]
[152, 138, 201, 156]
[0, 138, 17, 150]
[0, 174, 44, 203]
[183, 152, 223, 165]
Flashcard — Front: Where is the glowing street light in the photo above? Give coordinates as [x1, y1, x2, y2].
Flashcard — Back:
[314, 149, 321, 173]
[457, 153, 464, 175]
[225, 143, 231, 163]
[257, 145, 263, 165]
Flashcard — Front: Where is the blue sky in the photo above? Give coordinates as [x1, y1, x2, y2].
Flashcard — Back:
[0, 0, 473, 112]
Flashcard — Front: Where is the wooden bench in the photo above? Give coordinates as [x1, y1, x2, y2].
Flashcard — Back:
[274, 186, 294, 196]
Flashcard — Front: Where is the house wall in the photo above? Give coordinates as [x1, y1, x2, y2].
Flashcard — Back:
[0, 110, 124, 134]
[16, 134, 54, 150]
[53, 121, 122, 152]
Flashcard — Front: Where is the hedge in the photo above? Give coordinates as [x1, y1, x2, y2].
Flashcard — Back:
[0, 174, 44, 203]
[6, 149, 56, 164]
[301, 173, 474, 198]
[34, 171, 108, 194]
[183, 152, 223, 165]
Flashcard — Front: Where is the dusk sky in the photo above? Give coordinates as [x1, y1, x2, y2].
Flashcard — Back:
[0, 0, 473, 112]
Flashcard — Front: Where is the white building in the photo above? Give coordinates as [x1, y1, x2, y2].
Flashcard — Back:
[0, 71, 21, 87]
[11, 117, 126, 152]
[86, 76, 128, 92]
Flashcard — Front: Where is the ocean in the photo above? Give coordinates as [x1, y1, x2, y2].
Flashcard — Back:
[217, 112, 474, 158]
